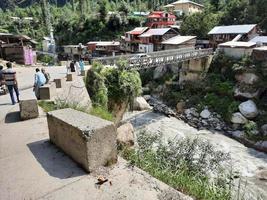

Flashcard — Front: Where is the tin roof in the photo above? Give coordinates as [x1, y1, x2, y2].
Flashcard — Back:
[249, 36, 267, 44]
[87, 41, 120, 46]
[208, 24, 257, 35]
[126, 27, 149, 35]
[148, 11, 176, 19]
[162, 35, 196, 45]
[164, 0, 204, 8]
[139, 28, 172, 37]
[218, 41, 256, 48]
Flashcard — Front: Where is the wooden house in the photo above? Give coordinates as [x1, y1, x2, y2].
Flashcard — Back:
[0, 33, 37, 65]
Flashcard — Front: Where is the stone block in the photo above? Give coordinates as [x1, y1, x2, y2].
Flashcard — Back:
[54, 78, 66, 88]
[39, 82, 56, 100]
[19, 99, 39, 120]
[66, 73, 73, 81]
[47, 108, 117, 172]
[81, 70, 86, 76]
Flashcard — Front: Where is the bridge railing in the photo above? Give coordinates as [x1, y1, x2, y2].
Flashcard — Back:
[92, 48, 213, 70]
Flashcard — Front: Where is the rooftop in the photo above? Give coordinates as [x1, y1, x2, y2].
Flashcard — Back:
[148, 11, 176, 19]
[218, 41, 256, 48]
[139, 28, 172, 37]
[208, 24, 257, 35]
[162, 35, 196, 45]
[126, 27, 149, 35]
[253, 46, 267, 51]
[87, 41, 120, 46]
[249, 36, 267, 44]
[164, 0, 204, 8]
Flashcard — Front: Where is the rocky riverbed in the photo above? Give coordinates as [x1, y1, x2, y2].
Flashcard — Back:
[123, 110, 267, 200]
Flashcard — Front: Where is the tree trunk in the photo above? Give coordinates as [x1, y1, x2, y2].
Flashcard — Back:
[110, 101, 128, 127]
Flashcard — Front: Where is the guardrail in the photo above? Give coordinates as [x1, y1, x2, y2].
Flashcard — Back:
[92, 48, 213, 70]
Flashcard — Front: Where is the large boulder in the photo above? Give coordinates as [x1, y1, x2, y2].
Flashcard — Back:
[239, 100, 258, 119]
[235, 72, 259, 85]
[200, 109, 211, 119]
[234, 87, 260, 99]
[117, 122, 135, 147]
[153, 66, 167, 79]
[261, 124, 267, 136]
[133, 97, 151, 111]
[176, 101, 186, 114]
[231, 112, 248, 124]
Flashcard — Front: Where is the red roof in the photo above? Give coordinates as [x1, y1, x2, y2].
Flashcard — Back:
[126, 27, 149, 35]
[148, 11, 176, 19]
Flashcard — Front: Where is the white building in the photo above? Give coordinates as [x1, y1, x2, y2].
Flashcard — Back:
[218, 41, 256, 59]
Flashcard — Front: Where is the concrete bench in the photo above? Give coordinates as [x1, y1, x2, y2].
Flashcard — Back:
[66, 73, 73, 81]
[47, 108, 117, 172]
[81, 70, 86, 76]
[19, 99, 39, 120]
[54, 77, 66, 88]
[39, 82, 56, 100]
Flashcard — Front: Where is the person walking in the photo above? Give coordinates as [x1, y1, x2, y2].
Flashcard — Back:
[79, 58, 85, 72]
[41, 68, 50, 84]
[74, 60, 80, 75]
[70, 61, 75, 72]
[2, 62, 19, 105]
[34, 68, 46, 99]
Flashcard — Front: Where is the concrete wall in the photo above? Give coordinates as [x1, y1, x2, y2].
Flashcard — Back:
[139, 44, 154, 53]
[179, 55, 213, 84]
[218, 47, 253, 59]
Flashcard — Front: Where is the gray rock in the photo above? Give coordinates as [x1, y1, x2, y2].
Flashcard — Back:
[231, 112, 248, 124]
[234, 87, 260, 99]
[153, 66, 167, 79]
[200, 109, 211, 119]
[117, 122, 135, 147]
[231, 130, 245, 138]
[133, 97, 151, 111]
[235, 72, 259, 85]
[143, 95, 151, 101]
[239, 100, 258, 119]
[261, 124, 267, 136]
[176, 101, 186, 114]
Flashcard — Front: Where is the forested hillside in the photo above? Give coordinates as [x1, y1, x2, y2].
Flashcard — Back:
[0, 0, 266, 46]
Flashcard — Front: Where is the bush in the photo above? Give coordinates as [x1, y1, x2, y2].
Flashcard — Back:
[121, 131, 232, 200]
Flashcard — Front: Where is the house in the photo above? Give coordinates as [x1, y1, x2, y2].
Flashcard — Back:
[249, 36, 267, 46]
[139, 28, 178, 52]
[161, 35, 196, 50]
[146, 11, 176, 28]
[87, 41, 120, 56]
[121, 27, 149, 53]
[62, 44, 86, 59]
[208, 24, 258, 48]
[217, 41, 256, 59]
[164, 0, 204, 16]
[0, 33, 37, 65]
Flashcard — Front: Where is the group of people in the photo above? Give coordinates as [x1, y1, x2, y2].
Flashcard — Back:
[67, 59, 85, 75]
[0, 61, 51, 104]
[33, 68, 50, 99]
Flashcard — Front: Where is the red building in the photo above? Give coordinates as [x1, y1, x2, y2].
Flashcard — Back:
[146, 11, 176, 28]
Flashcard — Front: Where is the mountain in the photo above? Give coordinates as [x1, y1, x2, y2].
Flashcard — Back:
[0, 0, 69, 10]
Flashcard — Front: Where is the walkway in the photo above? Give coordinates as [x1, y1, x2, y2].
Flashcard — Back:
[0, 67, 190, 200]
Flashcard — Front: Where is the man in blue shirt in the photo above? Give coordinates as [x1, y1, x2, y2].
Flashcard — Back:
[34, 68, 46, 99]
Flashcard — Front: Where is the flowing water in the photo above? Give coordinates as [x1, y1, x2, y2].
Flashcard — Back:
[123, 111, 267, 200]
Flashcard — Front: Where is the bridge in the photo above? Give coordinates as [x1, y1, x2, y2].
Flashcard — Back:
[92, 48, 213, 70]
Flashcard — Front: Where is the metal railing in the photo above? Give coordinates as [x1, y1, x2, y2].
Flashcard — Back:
[92, 48, 213, 70]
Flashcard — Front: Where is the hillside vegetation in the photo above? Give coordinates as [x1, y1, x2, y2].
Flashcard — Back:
[0, 0, 266, 47]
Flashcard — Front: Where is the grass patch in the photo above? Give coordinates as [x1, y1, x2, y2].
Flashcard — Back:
[38, 100, 114, 121]
[120, 131, 233, 200]
[89, 106, 114, 121]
